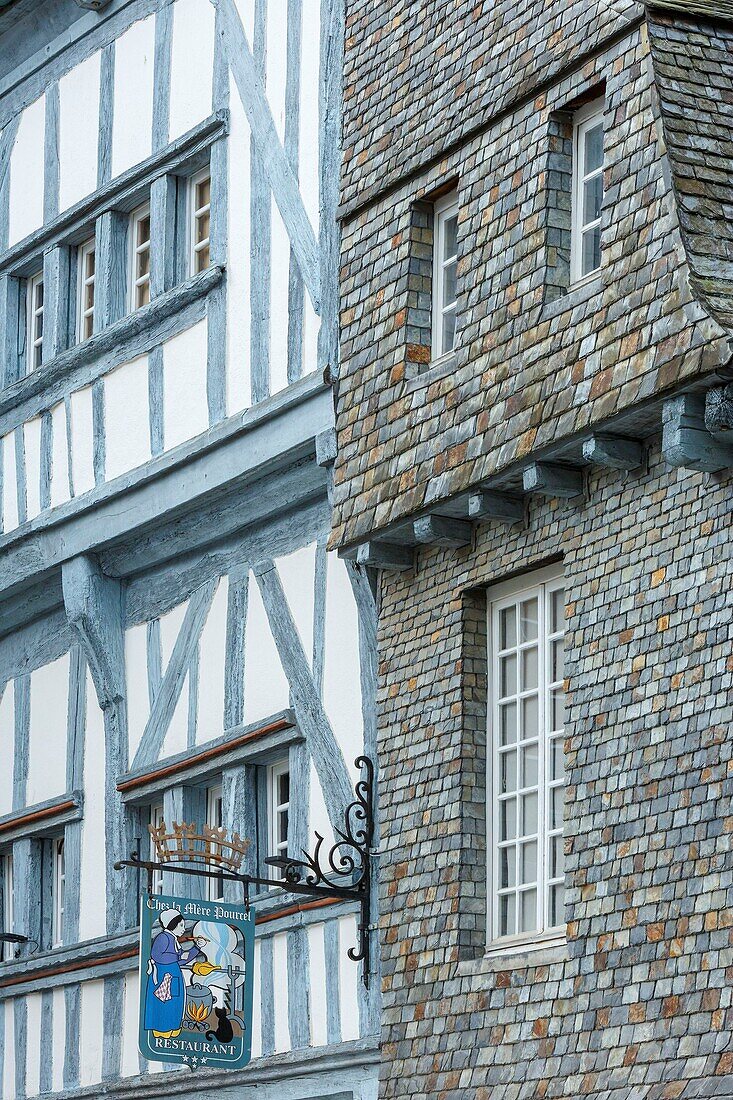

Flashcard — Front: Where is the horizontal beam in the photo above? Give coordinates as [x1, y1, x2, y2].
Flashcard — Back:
[0, 791, 83, 844]
[582, 434, 643, 470]
[522, 462, 583, 498]
[413, 515, 472, 547]
[468, 490, 524, 523]
[663, 394, 733, 473]
[355, 542, 414, 571]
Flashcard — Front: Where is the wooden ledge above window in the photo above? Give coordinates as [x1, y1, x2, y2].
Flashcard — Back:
[117, 710, 300, 802]
[0, 791, 83, 845]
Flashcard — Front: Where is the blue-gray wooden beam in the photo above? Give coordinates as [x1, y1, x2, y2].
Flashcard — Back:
[354, 542, 413, 572]
[662, 393, 733, 473]
[582, 434, 643, 470]
[468, 489, 524, 524]
[149, 174, 177, 299]
[95, 211, 127, 331]
[523, 462, 584, 498]
[43, 246, 73, 362]
[413, 515, 472, 548]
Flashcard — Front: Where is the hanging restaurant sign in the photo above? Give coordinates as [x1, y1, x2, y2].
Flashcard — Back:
[138, 892, 255, 1070]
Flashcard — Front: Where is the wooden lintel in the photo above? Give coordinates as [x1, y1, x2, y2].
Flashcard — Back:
[582, 434, 643, 470]
[468, 490, 524, 524]
[354, 542, 414, 571]
[413, 515, 472, 547]
[663, 394, 733, 473]
[522, 462, 583, 498]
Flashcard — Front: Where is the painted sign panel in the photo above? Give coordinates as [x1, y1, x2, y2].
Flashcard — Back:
[138, 892, 255, 1070]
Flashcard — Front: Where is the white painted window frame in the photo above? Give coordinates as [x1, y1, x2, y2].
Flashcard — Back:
[76, 236, 96, 343]
[486, 564, 567, 954]
[206, 782, 225, 902]
[52, 835, 65, 948]
[267, 759, 290, 882]
[570, 98, 605, 286]
[128, 202, 151, 311]
[27, 270, 44, 372]
[1, 854, 13, 963]
[431, 189, 459, 361]
[189, 168, 212, 276]
[148, 802, 164, 895]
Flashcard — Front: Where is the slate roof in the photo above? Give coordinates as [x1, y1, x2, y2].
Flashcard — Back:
[649, 0, 733, 20]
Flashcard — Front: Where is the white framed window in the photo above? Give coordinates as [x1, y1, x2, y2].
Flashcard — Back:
[571, 99, 604, 284]
[77, 237, 96, 342]
[431, 189, 458, 361]
[27, 271, 44, 371]
[1, 854, 13, 963]
[488, 565, 566, 949]
[148, 802, 164, 895]
[189, 170, 211, 275]
[129, 203, 151, 310]
[268, 760, 290, 881]
[206, 783, 225, 902]
[53, 836, 65, 948]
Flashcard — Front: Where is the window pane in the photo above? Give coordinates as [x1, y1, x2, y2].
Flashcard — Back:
[520, 599, 538, 642]
[500, 607, 516, 650]
[550, 832, 563, 880]
[500, 750, 517, 794]
[521, 743, 538, 789]
[196, 177, 211, 209]
[35, 281, 44, 308]
[584, 122, 603, 173]
[137, 215, 150, 246]
[550, 734, 565, 780]
[499, 847, 516, 890]
[195, 242, 211, 273]
[521, 647, 538, 692]
[137, 281, 150, 308]
[196, 210, 210, 246]
[521, 694, 539, 739]
[550, 588, 565, 633]
[520, 841, 537, 884]
[520, 889, 537, 933]
[443, 214, 458, 260]
[137, 248, 150, 280]
[441, 308, 456, 354]
[499, 893, 515, 937]
[522, 792, 538, 835]
[500, 701, 517, 745]
[278, 772, 289, 805]
[550, 784, 564, 831]
[500, 798, 516, 843]
[551, 638, 564, 684]
[549, 883, 564, 927]
[500, 654, 517, 698]
[443, 258, 457, 305]
[581, 225, 601, 276]
[583, 173, 603, 226]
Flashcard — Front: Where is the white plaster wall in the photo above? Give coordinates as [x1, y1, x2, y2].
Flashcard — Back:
[197, 575, 228, 744]
[323, 553, 364, 772]
[125, 621, 150, 764]
[8, 95, 45, 247]
[338, 913, 360, 1041]
[270, 198, 290, 396]
[79, 979, 105, 1087]
[58, 52, 101, 211]
[2, 999, 15, 1097]
[121, 970, 140, 1077]
[308, 921, 328, 1047]
[27, 654, 69, 806]
[69, 385, 96, 497]
[23, 416, 42, 522]
[226, 79, 252, 415]
[299, 1, 321, 233]
[111, 17, 154, 178]
[168, 0, 215, 141]
[0, 685, 14, 816]
[272, 931, 289, 1053]
[25, 992, 42, 1097]
[162, 319, 209, 450]
[266, 1, 288, 142]
[243, 571, 289, 725]
[52, 987, 66, 1093]
[160, 599, 191, 759]
[233, 0, 255, 43]
[2, 429, 20, 533]
[276, 544, 316, 667]
[79, 669, 107, 942]
[50, 401, 71, 509]
[104, 355, 151, 480]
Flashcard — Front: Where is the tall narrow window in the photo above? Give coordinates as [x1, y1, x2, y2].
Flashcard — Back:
[431, 190, 458, 360]
[190, 170, 211, 274]
[27, 271, 44, 371]
[268, 760, 290, 881]
[53, 837, 65, 947]
[77, 237, 96, 342]
[148, 802, 164, 895]
[488, 567, 566, 946]
[1, 854, 13, 963]
[130, 204, 151, 310]
[571, 99, 604, 283]
[206, 783, 225, 902]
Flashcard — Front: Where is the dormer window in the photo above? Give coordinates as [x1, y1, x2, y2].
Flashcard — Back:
[571, 99, 605, 284]
[431, 190, 458, 360]
[129, 203, 151, 310]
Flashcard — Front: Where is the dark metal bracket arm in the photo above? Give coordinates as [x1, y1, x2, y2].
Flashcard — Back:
[115, 755, 376, 987]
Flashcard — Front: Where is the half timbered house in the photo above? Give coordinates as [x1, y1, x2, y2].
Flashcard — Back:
[0, 1, 378, 1098]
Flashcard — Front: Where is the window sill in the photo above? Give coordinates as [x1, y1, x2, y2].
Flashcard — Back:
[457, 935, 568, 978]
[404, 350, 458, 392]
[541, 272, 602, 322]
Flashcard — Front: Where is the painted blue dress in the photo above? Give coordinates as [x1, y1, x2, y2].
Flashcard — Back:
[143, 931, 198, 1035]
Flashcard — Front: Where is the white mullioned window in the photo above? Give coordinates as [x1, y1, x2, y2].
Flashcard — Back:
[148, 802, 164, 895]
[77, 237, 96, 341]
[488, 566, 566, 947]
[206, 783, 225, 902]
[190, 169, 211, 275]
[130, 203, 151, 310]
[53, 836, 65, 948]
[268, 760, 290, 881]
[27, 271, 44, 371]
[431, 189, 458, 360]
[571, 99, 605, 284]
[1, 854, 13, 963]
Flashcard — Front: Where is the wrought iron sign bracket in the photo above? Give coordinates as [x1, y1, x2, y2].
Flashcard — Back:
[115, 756, 376, 987]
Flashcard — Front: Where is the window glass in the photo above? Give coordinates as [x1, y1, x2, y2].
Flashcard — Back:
[572, 102, 604, 283]
[1, 854, 13, 963]
[268, 761, 290, 882]
[206, 784, 225, 902]
[78, 238, 96, 342]
[53, 837, 65, 947]
[490, 572, 566, 943]
[432, 192, 458, 360]
[130, 204, 151, 309]
[191, 171, 211, 275]
[28, 272, 44, 371]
